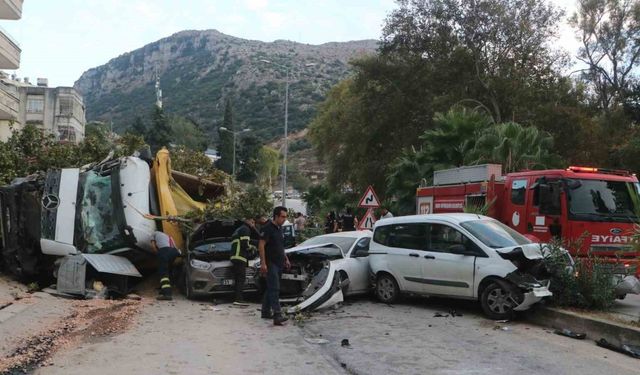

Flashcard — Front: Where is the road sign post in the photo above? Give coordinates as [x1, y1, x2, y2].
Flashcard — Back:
[357, 185, 380, 230]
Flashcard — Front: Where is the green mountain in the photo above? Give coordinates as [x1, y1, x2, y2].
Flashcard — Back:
[74, 29, 377, 140]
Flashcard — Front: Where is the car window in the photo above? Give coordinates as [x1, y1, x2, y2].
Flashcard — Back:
[460, 219, 531, 248]
[511, 179, 527, 205]
[373, 225, 391, 245]
[377, 223, 428, 250]
[428, 224, 482, 255]
[351, 237, 370, 256]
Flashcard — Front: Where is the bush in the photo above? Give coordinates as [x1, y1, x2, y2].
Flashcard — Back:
[542, 240, 616, 310]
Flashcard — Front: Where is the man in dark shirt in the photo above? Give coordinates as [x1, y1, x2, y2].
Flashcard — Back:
[341, 207, 358, 231]
[259, 206, 290, 325]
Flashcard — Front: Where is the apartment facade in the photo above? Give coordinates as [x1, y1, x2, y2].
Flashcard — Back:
[0, 0, 21, 139]
[0, 78, 86, 143]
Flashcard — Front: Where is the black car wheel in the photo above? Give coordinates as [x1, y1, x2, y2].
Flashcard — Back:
[480, 282, 519, 320]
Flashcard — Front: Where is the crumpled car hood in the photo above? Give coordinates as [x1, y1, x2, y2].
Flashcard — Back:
[494, 243, 544, 260]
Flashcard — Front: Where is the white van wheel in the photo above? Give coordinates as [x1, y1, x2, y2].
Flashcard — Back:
[376, 274, 399, 304]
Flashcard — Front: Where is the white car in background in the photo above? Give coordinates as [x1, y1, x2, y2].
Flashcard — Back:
[265, 231, 372, 313]
[369, 214, 553, 319]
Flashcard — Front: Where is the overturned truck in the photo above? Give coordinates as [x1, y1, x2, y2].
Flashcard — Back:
[0, 149, 224, 296]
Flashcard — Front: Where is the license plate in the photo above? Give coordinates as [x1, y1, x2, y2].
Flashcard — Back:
[223, 279, 234, 286]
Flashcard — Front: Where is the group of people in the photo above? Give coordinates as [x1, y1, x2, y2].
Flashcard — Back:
[150, 205, 395, 325]
[150, 206, 292, 326]
[324, 207, 393, 233]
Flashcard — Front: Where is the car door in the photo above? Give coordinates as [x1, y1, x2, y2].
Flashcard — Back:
[377, 223, 429, 293]
[341, 237, 371, 294]
[419, 223, 478, 298]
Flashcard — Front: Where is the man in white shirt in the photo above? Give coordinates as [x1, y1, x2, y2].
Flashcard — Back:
[380, 207, 394, 219]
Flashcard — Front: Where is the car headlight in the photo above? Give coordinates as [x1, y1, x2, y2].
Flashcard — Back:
[190, 259, 212, 271]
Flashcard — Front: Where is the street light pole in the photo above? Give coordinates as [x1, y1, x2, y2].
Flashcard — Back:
[282, 67, 289, 208]
[232, 130, 237, 176]
[260, 59, 316, 208]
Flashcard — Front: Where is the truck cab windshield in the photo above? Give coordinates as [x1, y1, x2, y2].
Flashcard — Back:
[566, 179, 640, 222]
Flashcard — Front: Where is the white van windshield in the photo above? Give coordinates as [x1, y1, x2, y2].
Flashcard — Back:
[460, 219, 531, 248]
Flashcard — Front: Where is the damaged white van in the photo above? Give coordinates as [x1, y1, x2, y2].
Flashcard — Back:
[369, 214, 553, 319]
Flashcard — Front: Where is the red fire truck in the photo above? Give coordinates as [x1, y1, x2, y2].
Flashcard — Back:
[416, 164, 640, 279]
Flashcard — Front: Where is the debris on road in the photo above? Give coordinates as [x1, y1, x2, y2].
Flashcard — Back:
[304, 337, 330, 344]
[0, 298, 143, 374]
[596, 338, 640, 359]
[554, 329, 586, 340]
[341, 339, 350, 347]
[0, 302, 12, 310]
[434, 312, 449, 318]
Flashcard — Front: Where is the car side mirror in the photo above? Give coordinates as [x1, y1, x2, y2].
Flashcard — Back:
[449, 244, 471, 255]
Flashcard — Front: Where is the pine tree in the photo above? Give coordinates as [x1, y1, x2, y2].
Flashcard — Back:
[216, 99, 235, 174]
[147, 106, 172, 153]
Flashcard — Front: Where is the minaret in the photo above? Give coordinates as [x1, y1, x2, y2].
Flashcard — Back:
[155, 67, 163, 109]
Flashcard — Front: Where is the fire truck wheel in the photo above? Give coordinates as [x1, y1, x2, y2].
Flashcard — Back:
[480, 282, 516, 320]
[376, 273, 400, 304]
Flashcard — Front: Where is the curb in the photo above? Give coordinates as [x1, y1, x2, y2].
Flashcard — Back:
[526, 306, 640, 346]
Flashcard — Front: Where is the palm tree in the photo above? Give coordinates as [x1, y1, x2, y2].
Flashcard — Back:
[467, 122, 560, 172]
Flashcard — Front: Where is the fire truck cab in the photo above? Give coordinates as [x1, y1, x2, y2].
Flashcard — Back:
[416, 164, 640, 281]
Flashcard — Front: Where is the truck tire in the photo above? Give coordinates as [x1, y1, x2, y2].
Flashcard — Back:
[480, 282, 517, 320]
[376, 273, 400, 304]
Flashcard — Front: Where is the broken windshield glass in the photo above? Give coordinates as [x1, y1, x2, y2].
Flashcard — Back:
[80, 171, 128, 253]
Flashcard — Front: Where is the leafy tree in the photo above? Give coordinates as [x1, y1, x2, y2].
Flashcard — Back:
[302, 184, 330, 215]
[216, 99, 235, 174]
[382, 0, 567, 122]
[571, 0, 640, 111]
[116, 133, 147, 157]
[130, 116, 147, 136]
[386, 107, 491, 214]
[170, 116, 208, 151]
[257, 146, 281, 187]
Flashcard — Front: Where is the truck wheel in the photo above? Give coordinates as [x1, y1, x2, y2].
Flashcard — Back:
[480, 282, 517, 320]
[376, 273, 400, 304]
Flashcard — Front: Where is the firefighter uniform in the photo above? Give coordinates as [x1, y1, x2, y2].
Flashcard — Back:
[152, 231, 181, 301]
[230, 223, 256, 302]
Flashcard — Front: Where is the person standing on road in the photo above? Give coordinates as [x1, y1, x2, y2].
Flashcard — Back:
[230, 217, 258, 304]
[151, 231, 181, 301]
[259, 206, 291, 326]
[324, 211, 337, 234]
[341, 207, 358, 231]
[294, 212, 306, 231]
[380, 207, 394, 219]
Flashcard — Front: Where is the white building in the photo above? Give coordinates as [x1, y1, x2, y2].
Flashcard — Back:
[0, 77, 87, 143]
[0, 0, 21, 138]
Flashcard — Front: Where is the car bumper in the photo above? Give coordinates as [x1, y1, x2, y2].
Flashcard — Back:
[513, 286, 552, 311]
[188, 266, 258, 296]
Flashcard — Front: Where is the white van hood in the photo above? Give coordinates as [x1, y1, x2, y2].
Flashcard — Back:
[494, 243, 544, 260]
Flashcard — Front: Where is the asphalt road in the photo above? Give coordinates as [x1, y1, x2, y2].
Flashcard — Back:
[4, 290, 636, 375]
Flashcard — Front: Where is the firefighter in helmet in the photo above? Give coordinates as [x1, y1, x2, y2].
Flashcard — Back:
[230, 217, 258, 304]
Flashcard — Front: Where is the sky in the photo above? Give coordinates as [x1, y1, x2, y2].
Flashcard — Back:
[2, 0, 579, 88]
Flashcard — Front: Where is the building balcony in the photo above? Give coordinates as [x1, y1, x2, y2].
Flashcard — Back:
[0, 81, 18, 119]
[0, 0, 21, 20]
[0, 26, 19, 69]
